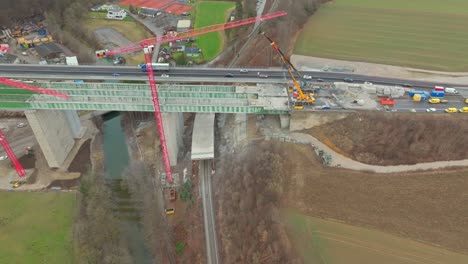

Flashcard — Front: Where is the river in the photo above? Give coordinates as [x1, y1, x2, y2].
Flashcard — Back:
[102, 112, 153, 264]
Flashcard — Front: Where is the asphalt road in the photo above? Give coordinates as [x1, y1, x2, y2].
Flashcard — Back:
[200, 160, 220, 264]
[1, 64, 468, 90]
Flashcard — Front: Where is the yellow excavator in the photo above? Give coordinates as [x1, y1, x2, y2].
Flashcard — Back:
[262, 32, 315, 110]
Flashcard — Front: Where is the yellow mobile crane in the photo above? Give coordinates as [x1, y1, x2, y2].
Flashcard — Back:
[262, 32, 315, 110]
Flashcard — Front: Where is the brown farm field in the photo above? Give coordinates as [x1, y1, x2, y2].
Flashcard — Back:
[308, 112, 468, 165]
[295, 0, 468, 71]
[284, 210, 468, 264]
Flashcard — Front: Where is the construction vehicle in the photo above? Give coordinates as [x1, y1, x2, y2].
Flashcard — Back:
[95, 11, 287, 183]
[261, 32, 315, 109]
[445, 108, 457, 113]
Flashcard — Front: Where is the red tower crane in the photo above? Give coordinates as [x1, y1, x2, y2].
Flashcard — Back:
[0, 78, 70, 177]
[97, 11, 287, 183]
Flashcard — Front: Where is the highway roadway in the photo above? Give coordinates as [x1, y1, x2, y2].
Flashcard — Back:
[1, 64, 468, 90]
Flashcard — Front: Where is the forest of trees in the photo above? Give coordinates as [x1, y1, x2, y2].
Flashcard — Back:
[0, 0, 105, 62]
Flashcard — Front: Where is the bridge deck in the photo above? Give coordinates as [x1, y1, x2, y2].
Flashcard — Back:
[0, 82, 289, 114]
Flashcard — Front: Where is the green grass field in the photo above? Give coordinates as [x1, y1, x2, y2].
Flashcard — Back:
[0, 192, 75, 264]
[283, 210, 468, 264]
[0, 192, 76, 264]
[295, 0, 468, 71]
[194, 1, 235, 62]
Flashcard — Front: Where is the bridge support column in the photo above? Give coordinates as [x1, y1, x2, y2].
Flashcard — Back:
[162, 112, 184, 166]
[25, 109, 78, 168]
[64, 110, 86, 138]
[279, 114, 291, 130]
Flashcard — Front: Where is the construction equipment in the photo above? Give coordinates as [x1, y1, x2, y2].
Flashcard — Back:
[261, 32, 315, 108]
[0, 78, 70, 177]
[96, 11, 287, 183]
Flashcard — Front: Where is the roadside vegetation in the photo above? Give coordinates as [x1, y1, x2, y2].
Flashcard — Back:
[193, 1, 235, 62]
[309, 112, 468, 165]
[295, 0, 468, 71]
[0, 192, 75, 264]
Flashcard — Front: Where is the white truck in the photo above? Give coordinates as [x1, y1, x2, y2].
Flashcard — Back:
[444, 87, 458, 94]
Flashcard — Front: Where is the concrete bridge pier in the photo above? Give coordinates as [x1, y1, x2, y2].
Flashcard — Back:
[25, 109, 83, 168]
[162, 112, 184, 166]
[279, 114, 291, 130]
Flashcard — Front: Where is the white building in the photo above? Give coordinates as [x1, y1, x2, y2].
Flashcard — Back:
[107, 7, 127, 20]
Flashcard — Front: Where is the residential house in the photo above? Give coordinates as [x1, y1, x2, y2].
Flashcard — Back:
[139, 8, 159, 17]
[185, 47, 200, 57]
[107, 6, 127, 20]
[169, 42, 185, 52]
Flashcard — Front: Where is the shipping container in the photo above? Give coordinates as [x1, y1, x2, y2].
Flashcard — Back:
[380, 98, 395, 105]
[409, 90, 426, 97]
[292, 91, 298, 98]
[430, 90, 445, 98]
[434, 86, 444, 91]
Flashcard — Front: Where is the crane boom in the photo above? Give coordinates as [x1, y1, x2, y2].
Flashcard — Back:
[0, 129, 26, 177]
[261, 33, 315, 104]
[98, 11, 287, 57]
[0, 78, 70, 98]
[96, 11, 287, 183]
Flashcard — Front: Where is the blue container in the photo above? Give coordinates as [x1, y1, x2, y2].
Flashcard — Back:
[409, 90, 425, 97]
[38, 29, 46, 36]
[430, 90, 445, 98]
[419, 94, 428, 101]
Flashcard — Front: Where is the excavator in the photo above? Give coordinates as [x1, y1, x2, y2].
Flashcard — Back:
[261, 32, 315, 110]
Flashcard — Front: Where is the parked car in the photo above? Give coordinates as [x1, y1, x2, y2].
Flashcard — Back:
[258, 74, 269, 78]
[225, 73, 234, 78]
[239, 69, 249, 73]
[343, 78, 354, 83]
[112, 73, 120, 77]
[316, 78, 324, 82]
[161, 74, 170, 78]
[459, 107, 468, 113]
[0, 155, 8, 161]
[303, 75, 312, 80]
[16, 122, 27, 128]
[426, 108, 437, 112]
[364, 81, 373, 85]
[402, 83, 412, 87]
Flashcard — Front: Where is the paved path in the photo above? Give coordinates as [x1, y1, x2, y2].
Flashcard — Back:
[200, 160, 220, 264]
[128, 13, 164, 62]
[289, 132, 468, 173]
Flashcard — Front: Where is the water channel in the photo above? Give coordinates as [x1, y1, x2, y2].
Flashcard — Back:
[102, 112, 152, 263]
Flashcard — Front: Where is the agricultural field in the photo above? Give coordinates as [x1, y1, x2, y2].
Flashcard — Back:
[295, 0, 468, 71]
[193, 1, 235, 62]
[0, 192, 76, 264]
[284, 210, 468, 264]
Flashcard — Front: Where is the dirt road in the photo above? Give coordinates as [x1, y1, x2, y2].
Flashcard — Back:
[289, 132, 468, 173]
[200, 160, 220, 264]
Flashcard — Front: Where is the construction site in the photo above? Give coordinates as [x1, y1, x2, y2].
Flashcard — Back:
[1, 2, 468, 264]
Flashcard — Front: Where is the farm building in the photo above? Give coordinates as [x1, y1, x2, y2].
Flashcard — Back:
[35, 42, 65, 60]
[177, 20, 191, 32]
[107, 6, 127, 20]
[139, 8, 159, 17]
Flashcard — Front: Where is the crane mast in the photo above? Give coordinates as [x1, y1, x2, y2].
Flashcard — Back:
[97, 12, 287, 183]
